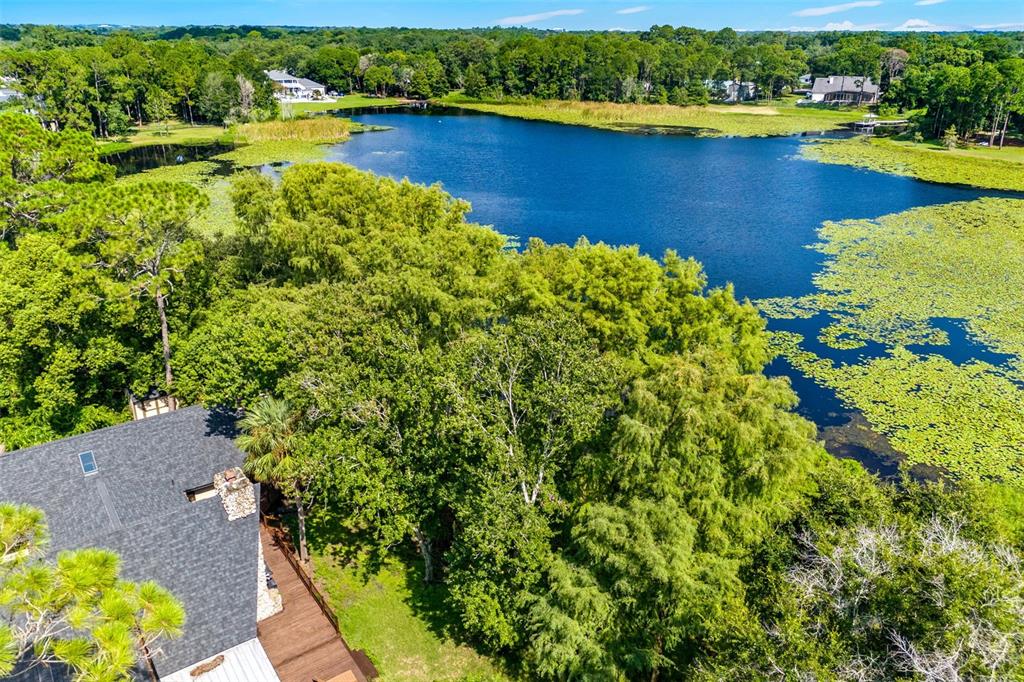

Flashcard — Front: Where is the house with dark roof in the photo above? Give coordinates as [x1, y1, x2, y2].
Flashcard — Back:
[0, 407, 282, 681]
[705, 79, 758, 103]
[264, 70, 327, 101]
[808, 75, 880, 105]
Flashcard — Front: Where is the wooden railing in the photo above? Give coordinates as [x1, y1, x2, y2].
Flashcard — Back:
[262, 517, 379, 680]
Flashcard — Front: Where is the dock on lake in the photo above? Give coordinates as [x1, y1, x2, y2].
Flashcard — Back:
[852, 117, 910, 134]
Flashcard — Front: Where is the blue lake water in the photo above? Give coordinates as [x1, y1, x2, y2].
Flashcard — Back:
[331, 108, 1010, 468]
[333, 108, 996, 299]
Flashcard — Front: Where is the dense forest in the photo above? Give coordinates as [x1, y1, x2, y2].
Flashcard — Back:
[2, 24, 1023, 140]
[2, 110, 1023, 679]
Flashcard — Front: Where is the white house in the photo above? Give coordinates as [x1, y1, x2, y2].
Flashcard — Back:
[264, 69, 327, 101]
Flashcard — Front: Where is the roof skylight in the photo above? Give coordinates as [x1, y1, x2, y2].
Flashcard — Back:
[79, 451, 98, 475]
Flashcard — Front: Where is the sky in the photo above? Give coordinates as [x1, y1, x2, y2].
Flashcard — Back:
[1, 0, 1022, 33]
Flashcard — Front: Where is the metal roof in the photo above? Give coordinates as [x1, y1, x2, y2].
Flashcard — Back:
[161, 638, 280, 682]
[0, 407, 259, 679]
[295, 77, 325, 90]
[264, 69, 325, 91]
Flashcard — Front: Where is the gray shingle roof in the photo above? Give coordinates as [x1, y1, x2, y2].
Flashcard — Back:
[811, 75, 879, 95]
[0, 407, 258, 679]
[295, 77, 325, 91]
[264, 69, 296, 82]
[264, 70, 324, 91]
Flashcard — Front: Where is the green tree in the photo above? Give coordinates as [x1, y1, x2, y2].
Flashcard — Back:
[237, 396, 311, 563]
[303, 45, 359, 92]
[196, 70, 239, 124]
[524, 351, 821, 678]
[58, 182, 208, 390]
[463, 63, 487, 98]
[0, 112, 114, 243]
[718, 512, 1024, 679]
[0, 503, 184, 681]
[364, 64, 395, 96]
[943, 124, 959, 148]
[410, 54, 448, 98]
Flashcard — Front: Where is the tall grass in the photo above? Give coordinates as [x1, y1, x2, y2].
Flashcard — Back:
[440, 97, 867, 137]
[237, 117, 350, 143]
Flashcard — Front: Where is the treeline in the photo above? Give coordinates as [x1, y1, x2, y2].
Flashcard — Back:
[2, 24, 1023, 139]
[0, 32, 280, 135]
[3, 112, 1023, 678]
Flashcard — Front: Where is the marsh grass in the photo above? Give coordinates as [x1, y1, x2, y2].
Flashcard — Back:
[111, 117, 355, 234]
[440, 96, 867, 137]
[802, 136, 1024, 191]
[237, 117, 351, 143]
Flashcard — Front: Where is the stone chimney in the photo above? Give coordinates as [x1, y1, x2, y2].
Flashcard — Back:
[213, 467, 257, 521]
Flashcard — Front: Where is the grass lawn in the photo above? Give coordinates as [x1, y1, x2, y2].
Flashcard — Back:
[97, 121, 232, 153]
[113, 117, 356, 235]
[281, 94, 404, 118]
[310, 548, 509, 682]
[802, 136, 1024, 191]
[437, 95, 868, 137]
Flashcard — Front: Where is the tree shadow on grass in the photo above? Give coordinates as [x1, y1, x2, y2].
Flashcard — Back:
[290, 513, 392, 580]
[283, 513, 515, 679]
[398, 552, 517, 680]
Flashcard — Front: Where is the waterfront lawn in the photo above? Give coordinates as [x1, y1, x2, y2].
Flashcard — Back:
[97, 120, 232, 153]
[310, 545, 509, 681]
[113, 117, 353, 235]
[801, 136, 1024, 191]
[439, 95, 866, 137]
[281, 94, 403, 118]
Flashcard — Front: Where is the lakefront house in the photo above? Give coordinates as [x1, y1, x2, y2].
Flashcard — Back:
[264, 69, 327, 101]
[0, 407, 283, 681]
[807, 75, 880, 105]
[705, 79, 758, 103]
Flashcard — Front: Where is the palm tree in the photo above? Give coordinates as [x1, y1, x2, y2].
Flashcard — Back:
[237, 396, 310, 564]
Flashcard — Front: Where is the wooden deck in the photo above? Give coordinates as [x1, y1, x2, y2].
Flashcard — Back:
[258, 526, 369, 682]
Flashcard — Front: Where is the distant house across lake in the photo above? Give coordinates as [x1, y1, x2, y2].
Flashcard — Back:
[265, 69, 328, 101]
[807, 75, 880, 105]
[706, 79, 758, 103]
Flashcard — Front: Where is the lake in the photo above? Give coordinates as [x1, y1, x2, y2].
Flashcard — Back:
[105, 107, 1008, 475]
[332, 107, 995, 298]
[329, 107, 1005, 473]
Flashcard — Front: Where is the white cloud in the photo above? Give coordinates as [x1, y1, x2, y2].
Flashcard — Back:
[793, 1, 882, 17]
[974, 22, 1024, 30]
[824, 20, 885, 29]
[496, 8, 584, 26]
[786, 20, 885, 30]
[616, 5, 651, 14]
[895, 17, 956, 30]
[914, 0, 946, 5]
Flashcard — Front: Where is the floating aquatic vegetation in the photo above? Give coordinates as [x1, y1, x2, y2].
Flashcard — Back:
[763, 198, 1024, 365]
[802, 136, 1024, 192]
[762, 198, 1024, 485]
[770, 332, 1024, 485]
